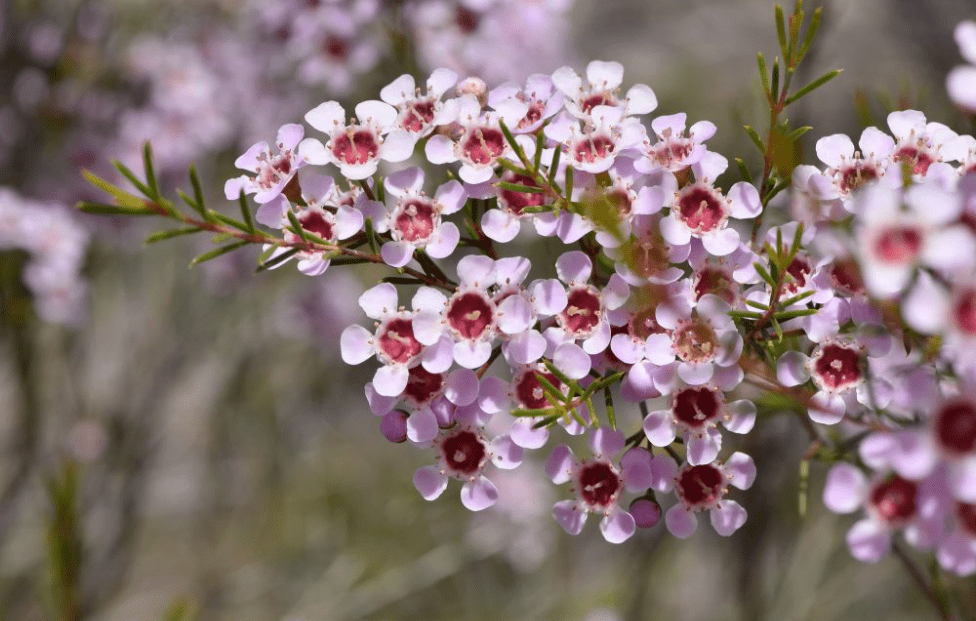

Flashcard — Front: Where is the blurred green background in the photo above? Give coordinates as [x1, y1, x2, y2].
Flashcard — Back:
[3, 0, 976, 619]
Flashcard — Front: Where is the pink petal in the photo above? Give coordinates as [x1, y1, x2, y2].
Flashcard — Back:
[553, 342, 591, 379]
[588, 427, 625, 458]
[610, 334, 644, 364]
[365, 383, 396, 416]
[552, 499, 587, 535]
[649, 455, 678, 493]
[724, 451, 756, 490]
[665, 505, 698, 539]
[777, 351, 810, 386]
[384, 166, 425, 197]
[545, 444, 576, 484]
[490, 435, 524, 470]
[379, 130, 416, 163]
[823, 463, 868, 514]
[677, 361, 713, 385]
[340, 325, 374, 364]
[710, 500, 747, 536]
[509, 417, 549, 449]
[847, 518, 892, 563]
[421, 335, 454, 373]
[620, 447, 653, 492]
[305, 101, 345, 133]
[359, 283, 398, 319]
[426, 222, 460, 259]
[460, 476, 498, 511]
[407, 408, 438, 443]
[481, 209, 521, 242]
[586, 60, 624, 90]
[496, 294, 533, 334]
[504, 329, 547, 365]
[453, 340, 493, 369]
[425, 134, 456, 164]
[529, 279, 568, 316]
[701, 227, 740, 256]
[644, 333, 676, 365]
[624, 83, 657, 115]
[555, 250, 592, 284]
[457, 255, 496, 287]
[724, 400, 756, 434]
[255, 195, 288, 228]
[381, 241, 415, 268]
[380, 74, 416, 106]
[445, 368, 479, 406]
[808, 391, 846, 425]
[373, 364, 409, 397]
[600, 506, 637, 544]
[413, 466, 448, 500]
[435, 180, 467, 214]
[686, 429, 722, 465]
[477, 376, 510, 414]
[411, 311, 443, 346]
[815, 134, 855, 168]
[643, 410, 677, 447]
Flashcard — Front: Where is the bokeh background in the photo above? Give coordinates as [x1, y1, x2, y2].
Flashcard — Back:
[3, 0, 976, 619]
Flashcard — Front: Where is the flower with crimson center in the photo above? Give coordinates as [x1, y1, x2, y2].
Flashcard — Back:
[664, 452, 755, 539]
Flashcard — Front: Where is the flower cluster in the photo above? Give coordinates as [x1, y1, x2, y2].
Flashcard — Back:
[0, 188, 88, 324]
[80, 7, 976, 606]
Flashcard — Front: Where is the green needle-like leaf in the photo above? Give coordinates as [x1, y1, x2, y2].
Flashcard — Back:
[785, 69, 842, 105]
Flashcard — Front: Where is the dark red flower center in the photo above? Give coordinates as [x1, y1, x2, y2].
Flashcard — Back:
[402, 100, 436, 133]
[839, 162, 879, 193]
[628, 306, 664, 341]
[404, 366, 445, 405]
[694, 267, 737, 305]
[676, 186, 726, 233]
[954, 289, 976, 335]
[332, 129, 379, 165]
[377, 318, 422, 364]
[869, 475, 917, 525]
[559, 286, 601, 335]
[498, 172, 545, 215]
[873, 225, 923, 264]
[577, 461, 621, 508]
[811, 343, 862, 392]
[518, 102, 545, 130]
[462, 127, 505, 165]
[573, 135, 614, 164]
[515, 369, 562, 409]
[783, 254, 812, 294]
[956, 502, 976, 537]
[653, 139, 693, 168]
[894, 145, 935, 175]
[676, 464, 725, 508]
[447, 292, 494, 340]
[580, 93, 613, 114]
[298, 210, 335, 241]
[455, 6, 479, 33]
[394, 199, 436, 242]
[673, 387, 722, 430]
[672, 319, 718, 363]
[934, 400, 976, 456]
[829, 258, 865, 295]
[441, 429, 487, 476]
[324, 36, 348, 60]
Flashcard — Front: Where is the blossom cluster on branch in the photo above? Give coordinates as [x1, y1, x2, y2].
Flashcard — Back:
[77, 4, 976, 614]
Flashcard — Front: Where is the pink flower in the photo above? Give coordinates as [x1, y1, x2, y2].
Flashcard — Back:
[550, 60, 657, 121]
[341, 283, 458, 397]
[854, 182, 975, 299]
[303, 99, 415, 179]
[425, 94, 529, 184]
[643, 384, 756, 465]
[659, 153, 762, 256]
[413, 421, 523, 512]
[545, 428, 670, 543]
[360, 167, 466, 267]
[542, 251, 630, 379]
[487, 73, 564, 134]
[255, 172, 364, 276]
[224, 124, 312, 204]
[823, 463, 947, 562]
[636, 112, 716, 174]
[665, 452, 755, 538]
[379, 68, 460, 140]
[412, 255, 536, 369]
